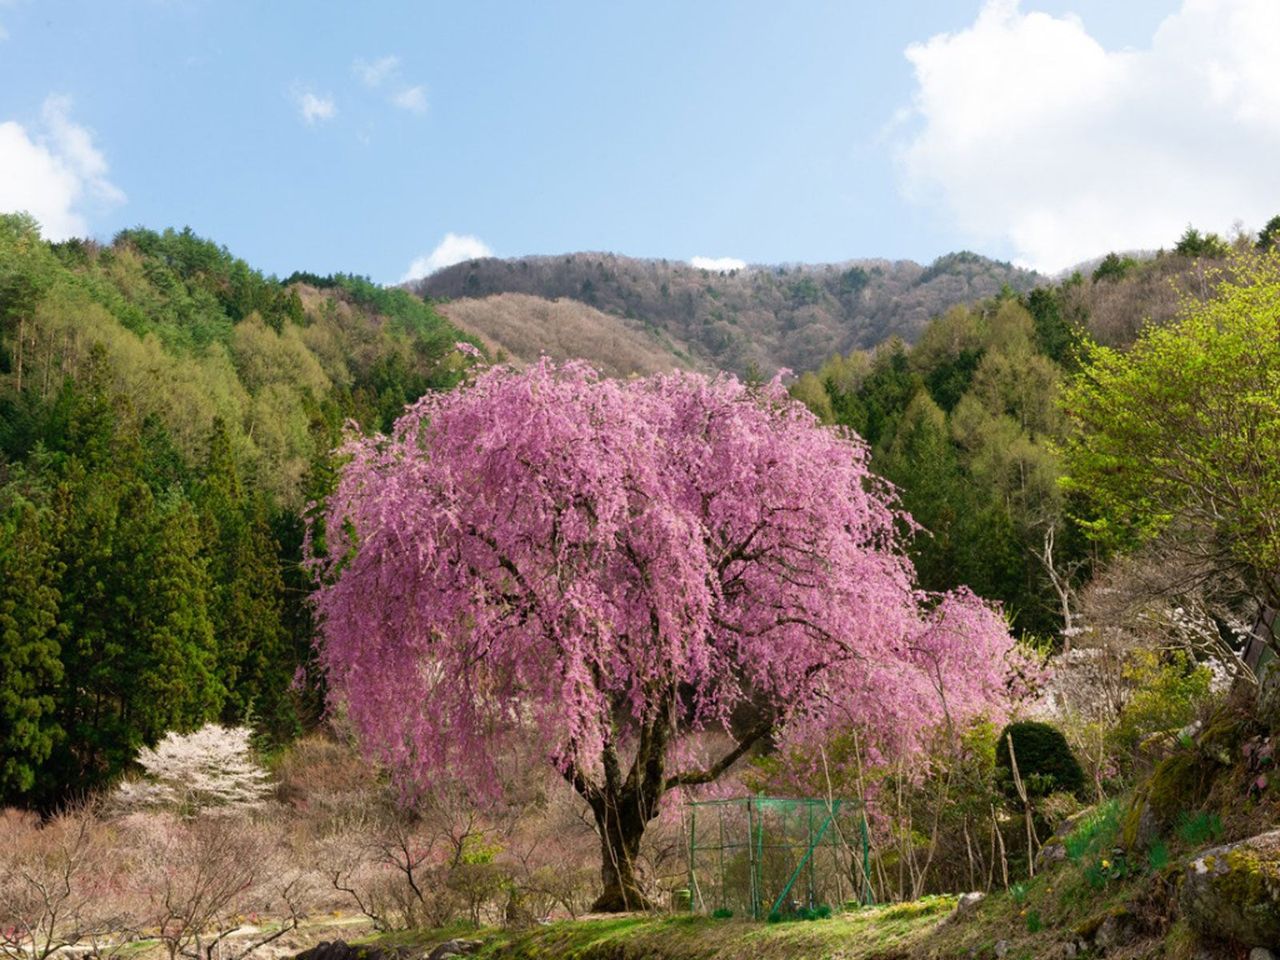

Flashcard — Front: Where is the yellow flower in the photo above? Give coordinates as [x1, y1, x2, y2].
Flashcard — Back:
[1101, 859, 1111, 869]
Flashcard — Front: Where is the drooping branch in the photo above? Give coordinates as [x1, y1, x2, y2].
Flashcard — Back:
[665, 720, 773, 790]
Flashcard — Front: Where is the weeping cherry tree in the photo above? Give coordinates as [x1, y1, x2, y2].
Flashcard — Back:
[310, 359, 1021, 911]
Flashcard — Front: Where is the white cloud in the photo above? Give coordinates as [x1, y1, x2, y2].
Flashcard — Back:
[690, 256, 747, 272]
[401, 233, 493, 282]
[898, 0, 1280, 272]
[0, 94, 125, 240]
[392, 85, 428, 115]
[294, 89, 336, 125]
[354, 55, 400, 88]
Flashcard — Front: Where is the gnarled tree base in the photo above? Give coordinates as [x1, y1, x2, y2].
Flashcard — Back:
[591, 884, 657, 913]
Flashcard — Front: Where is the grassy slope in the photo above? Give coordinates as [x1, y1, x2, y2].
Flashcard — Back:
[389, 899, 958, 960]
[383, 707, 1276, 960]
[374, 793, 1212, 960]
[390, 877, 1170, 960]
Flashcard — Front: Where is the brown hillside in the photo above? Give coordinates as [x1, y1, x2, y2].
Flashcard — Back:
[438, 293, 698, 377]
[415, 251, 1046, 376]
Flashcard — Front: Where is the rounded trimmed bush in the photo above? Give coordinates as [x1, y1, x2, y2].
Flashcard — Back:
[996, 721, 1085, 799]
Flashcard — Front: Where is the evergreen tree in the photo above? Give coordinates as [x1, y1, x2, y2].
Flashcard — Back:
[196, 419, 293, 735]
[0, 496, 65, 799]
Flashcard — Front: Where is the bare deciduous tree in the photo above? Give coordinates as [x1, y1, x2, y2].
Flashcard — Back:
[0, 804, 128, 960]
[128, 813, 304, 960]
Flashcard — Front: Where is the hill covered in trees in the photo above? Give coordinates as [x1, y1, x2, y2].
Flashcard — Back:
[0, 215, 477, 807]
[4, 216, 1280, 958]
[786, 224, 1276, 641]
[413, 250, 1044, 376]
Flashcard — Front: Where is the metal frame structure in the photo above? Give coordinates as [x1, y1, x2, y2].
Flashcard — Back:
[685, 795, 874, 919]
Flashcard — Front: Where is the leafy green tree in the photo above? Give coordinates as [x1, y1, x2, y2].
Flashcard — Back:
[1023, 285, 1080, 367]
[0, 214, 57, 396]
[26, 375, 223, 802]
[857, 340, 923, 449]
[1062, 252, 1280, 645]
[996, 721, 1085, 799]
[788, 371, 834, 423]
[880, 391, 969, 588]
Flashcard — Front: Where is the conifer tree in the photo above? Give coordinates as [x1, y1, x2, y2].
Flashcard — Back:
[0, 498, 65, 798]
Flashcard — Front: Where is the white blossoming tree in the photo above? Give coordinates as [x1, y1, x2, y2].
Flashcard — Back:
[114, 724, 273, 814]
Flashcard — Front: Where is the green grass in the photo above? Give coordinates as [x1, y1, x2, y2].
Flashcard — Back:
[1175, 810, 1223, 845]
[1062, 798, 1122, 863]
[374, 900, 960, 960]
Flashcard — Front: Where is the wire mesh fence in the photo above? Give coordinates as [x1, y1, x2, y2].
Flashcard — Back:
[684, 795, 873, 920]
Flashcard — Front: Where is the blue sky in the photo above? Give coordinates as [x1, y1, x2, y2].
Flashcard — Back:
[2, 1, 1277, 280]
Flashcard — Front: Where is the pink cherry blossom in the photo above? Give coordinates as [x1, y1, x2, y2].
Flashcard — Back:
[309, 359, 1021, 909]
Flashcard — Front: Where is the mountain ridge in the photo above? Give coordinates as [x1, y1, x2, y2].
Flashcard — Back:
[412, 250, 1046, 376]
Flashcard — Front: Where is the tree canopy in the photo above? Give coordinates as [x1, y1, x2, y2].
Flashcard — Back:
[311, 359, 1021, 910]
[1062, 251, 1280, 642]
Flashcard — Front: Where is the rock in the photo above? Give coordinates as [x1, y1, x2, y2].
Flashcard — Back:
[1119, 795, 1160, 852]
[1180, 829, 1280, 947]
[1036, 841, 1067, 871]
[944, 891, 984, 926]
[1250, 948, 1277, 960]
[994, 940, 1010, 958]
[1093, 912, 1137, 950]
[295, 943, 399, 960]
[426, 940, 483, 960]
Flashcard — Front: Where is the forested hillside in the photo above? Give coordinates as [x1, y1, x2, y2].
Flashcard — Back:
[0, 214, 476, 807]
[414, 250, 1043, 376]
[787, 226, 1272, 640]
[5, 212, 1280, 959]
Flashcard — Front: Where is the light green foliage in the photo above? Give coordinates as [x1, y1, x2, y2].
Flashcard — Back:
[1107, 651, 1213, 765]
[788, 371, 833, 424]
[1062, 251, 1280, 630]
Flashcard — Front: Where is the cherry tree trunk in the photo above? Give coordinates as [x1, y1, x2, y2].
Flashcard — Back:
[591, 789, 656, 912]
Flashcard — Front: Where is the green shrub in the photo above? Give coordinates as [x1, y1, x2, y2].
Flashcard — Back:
[710, 907, 733, 920]
[996, 721, 1085, 799]
[1025, 910, 1043, 933]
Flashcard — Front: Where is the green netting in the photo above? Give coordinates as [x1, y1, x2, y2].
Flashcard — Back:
[685, 796, 873, 919]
